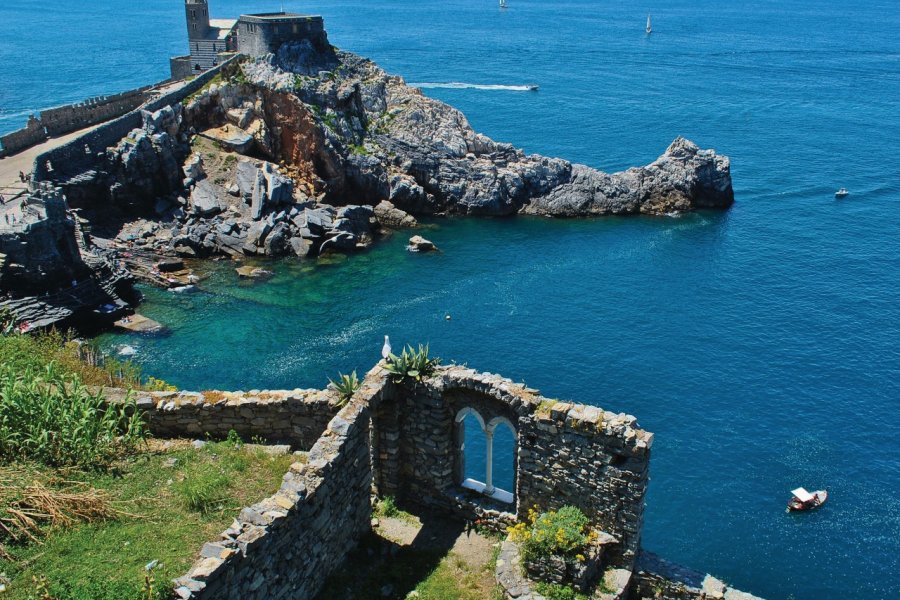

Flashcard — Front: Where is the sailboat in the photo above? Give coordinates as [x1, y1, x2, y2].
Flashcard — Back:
[500, 0, 508, 8]
[646, 14, 652, 34]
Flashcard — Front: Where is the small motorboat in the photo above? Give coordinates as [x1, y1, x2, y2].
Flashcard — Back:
[835, 188, 849, 198]
[525, 84, 539, 91]
[787, 487, 828, 512]
[646, 14, 652, 35]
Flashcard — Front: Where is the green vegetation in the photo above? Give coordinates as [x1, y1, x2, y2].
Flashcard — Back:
[328, 370, 361, 407]
[0, 324, 294, 598]
[534, 582, 589, 600]
[507, 506, 594, 562]
[0, 363, 145, 469]
[229, 67, 250, 87]
[348, 143, 370, 156]
[372, 496, 418, 525]
[0, 328, 172, 391]
[182, 72, 224, 105]
[384, 344, 441, 384]
[375, 495, 400, 517]
[1, 439, 295, 599]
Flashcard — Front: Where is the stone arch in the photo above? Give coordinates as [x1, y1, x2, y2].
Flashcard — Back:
[455, 406, 486, 430]
[486, 416, 516, 436]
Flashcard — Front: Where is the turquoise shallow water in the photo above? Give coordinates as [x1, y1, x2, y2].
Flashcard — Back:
[3, 0, 900, 598]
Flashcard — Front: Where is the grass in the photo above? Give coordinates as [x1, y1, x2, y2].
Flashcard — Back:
[0, 439, 295, 599]
[373, 496, 418, 525]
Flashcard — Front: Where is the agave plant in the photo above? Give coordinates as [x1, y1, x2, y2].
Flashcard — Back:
[384, 344, 440, 383]
[328, 370, 361, 406]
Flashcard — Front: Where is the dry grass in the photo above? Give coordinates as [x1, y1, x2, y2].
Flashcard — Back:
[0, 470, 132, 546]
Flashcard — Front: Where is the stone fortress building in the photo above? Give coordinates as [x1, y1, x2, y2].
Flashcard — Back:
[170, 0, 327, 79]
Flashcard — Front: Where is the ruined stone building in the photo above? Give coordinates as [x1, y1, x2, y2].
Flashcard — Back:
[170, 0, 327, 79]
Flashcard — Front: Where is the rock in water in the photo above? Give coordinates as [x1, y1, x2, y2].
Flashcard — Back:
[407, 235, 437, 252]
[374, 200, 417, 229]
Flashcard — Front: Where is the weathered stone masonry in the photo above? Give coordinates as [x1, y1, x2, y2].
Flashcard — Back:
[0, 85, 153, 157]
[114, 362, 759, 599]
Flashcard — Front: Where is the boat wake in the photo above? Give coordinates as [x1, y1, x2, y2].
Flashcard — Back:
[410, 82, 537, 91]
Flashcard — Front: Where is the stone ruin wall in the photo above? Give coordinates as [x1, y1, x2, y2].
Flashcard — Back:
[106, 362, 759, 599]
[134, 367, 387, 599]
[0, 85, 153, 157]
[0, 116, 47, 157]
[102, 385, 340, 451]
[370, 367, 652, 567]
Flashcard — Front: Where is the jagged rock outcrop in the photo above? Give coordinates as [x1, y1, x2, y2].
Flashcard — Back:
[0, 186, 134, 330]
[41, 39, 733, 270]
[247, 46, 733, 217]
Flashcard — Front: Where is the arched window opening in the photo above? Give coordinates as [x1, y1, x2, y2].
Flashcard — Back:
[454, 409, 515, 505]
[455, 408, 486, 489]
[489, 418, 516, 501]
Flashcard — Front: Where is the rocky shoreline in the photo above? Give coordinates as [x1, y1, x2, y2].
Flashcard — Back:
[2, 35, 733, 329]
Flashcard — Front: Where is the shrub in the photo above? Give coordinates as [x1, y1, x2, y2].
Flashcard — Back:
[507, 506, 593, 562]
[384, 344, 440, 383]
[376, 495, 400, 518]
[534, 582, 589, 600]
[0, 363, 146, 469]
[328, 370, 361, 406]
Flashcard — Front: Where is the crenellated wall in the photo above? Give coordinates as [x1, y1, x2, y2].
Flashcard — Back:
[0, 116, 47, 156]
[0, 86, 155, 157]
[30, 55, 244, 184]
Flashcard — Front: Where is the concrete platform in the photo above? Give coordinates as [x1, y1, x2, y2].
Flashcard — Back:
[114, 313, 163, 333]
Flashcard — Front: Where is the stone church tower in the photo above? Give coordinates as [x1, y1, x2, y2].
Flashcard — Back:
[185, 0, 211, 40]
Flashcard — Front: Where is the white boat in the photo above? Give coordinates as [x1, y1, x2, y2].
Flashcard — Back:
[646, 14, 652, 34]
[787, 487, 828, 512]
[835, 187, 849, 198]
[500, 0, 508, 8]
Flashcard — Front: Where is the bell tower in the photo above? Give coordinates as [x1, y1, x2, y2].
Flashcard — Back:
[185, 0, 211, 40]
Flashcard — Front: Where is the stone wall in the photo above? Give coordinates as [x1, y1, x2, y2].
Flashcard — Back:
[170, 365, 387, 600]
[370, 366, 653, 566]
[31, 54, 244, 184]
[40, 86, 153, 137]
[631, 552, 762, 600]
[0, 116, 47, 157]
[93, 360, 758, 599]
[518, 400, 651, 566]
[0, 86, 154, 157]
[236, 15, 328, 57]
[103, 386, 339, 451]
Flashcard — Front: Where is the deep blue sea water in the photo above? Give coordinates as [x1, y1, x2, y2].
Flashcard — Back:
[2, 1, 899, 598]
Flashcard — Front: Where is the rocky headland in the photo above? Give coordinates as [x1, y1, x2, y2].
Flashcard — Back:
[2, 34, 733, 328]
[51, 38, 732, 259]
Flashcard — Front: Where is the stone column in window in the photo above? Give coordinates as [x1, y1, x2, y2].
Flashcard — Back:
[484, 429, 495, 495]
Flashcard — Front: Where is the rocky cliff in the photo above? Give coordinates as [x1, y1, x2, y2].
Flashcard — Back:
[0, 185, 135, 330]
[43, 39, 732, 263]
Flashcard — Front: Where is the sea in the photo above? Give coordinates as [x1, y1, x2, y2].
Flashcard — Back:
[2, 1, 898, 598]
